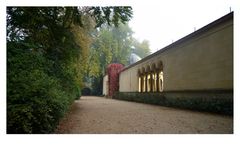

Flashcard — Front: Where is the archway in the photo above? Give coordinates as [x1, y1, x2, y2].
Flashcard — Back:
[137, 61, 164, 93]
[81, 87, 92, 96]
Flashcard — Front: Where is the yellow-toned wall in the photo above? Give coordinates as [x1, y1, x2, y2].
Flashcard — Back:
[119, 15, 233, 92]
[119, 66, 139, 92]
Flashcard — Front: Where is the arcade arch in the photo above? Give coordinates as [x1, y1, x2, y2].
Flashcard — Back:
[138, 61, 164, 92]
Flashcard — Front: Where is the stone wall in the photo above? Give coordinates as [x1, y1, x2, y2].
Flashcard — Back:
[119, 12, 233, 93]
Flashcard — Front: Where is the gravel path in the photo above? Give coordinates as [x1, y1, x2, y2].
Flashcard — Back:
[55, 96, 233, 134]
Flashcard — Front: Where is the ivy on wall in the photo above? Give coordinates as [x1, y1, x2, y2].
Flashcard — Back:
[107, 64, 124, 97]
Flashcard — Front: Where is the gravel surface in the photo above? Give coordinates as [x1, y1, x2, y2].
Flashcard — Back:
[55, 96, 233, 134]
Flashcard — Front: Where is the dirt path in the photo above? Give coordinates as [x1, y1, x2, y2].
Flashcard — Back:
[55, 96, 233, 134]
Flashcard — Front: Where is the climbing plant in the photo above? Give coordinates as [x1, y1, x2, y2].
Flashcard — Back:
[107, 64, 124, 97]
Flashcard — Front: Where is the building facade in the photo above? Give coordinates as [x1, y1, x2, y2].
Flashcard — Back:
[119, 12, 233, 93]
[103, 12, 233, 114]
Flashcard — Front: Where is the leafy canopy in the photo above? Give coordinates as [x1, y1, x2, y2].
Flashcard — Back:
[7, 6, 133, 133]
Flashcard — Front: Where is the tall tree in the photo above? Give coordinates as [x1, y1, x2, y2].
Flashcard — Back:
[7, 6, 133, 133]
[86, 23, 134, 77]
[132, 39, 151, 58]
[84, 22, 153, 95]
[84, 23, 134, 95]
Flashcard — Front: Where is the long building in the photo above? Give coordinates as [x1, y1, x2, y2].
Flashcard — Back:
[103, 12, 233, 114]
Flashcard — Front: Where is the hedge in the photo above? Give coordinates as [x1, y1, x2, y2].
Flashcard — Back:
[7, 44, 81, 133]
[113, 91, 233, 115]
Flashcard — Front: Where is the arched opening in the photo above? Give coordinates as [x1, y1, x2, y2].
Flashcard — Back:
[143, 76, 146, 92]
[145, 65, 150, 92]
[159, 71, 164, 92]
[81, 87, 92, 96]
[150, 63, 158, 92]
[138, 61, 163, 93]
[138, 76, 141, 92]
[147, 73, 151, 92]
[138, 69, 142, 92]
[152, 72, 156, 92]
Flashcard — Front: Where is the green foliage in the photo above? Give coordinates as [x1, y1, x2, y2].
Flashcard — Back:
[90, 6, 133, 28]
[84, 24, 133, 95]
[132, 39, 151, 58]
[7, 6, 133, 133]
[85, 23, 151, 95]
[91, 23, 134, 73]
[113, 91, 233, 115]
[7, 44, 75, 133]
[75, 86, 81, 100]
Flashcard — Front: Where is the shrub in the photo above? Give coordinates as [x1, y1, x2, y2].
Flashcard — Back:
[75, 86, 82, 100]
[7, 44, 77, 133]
[113, 91, 233, 115]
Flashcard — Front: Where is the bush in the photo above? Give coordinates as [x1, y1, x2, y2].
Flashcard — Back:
[7, 44, 78, 133]
[75, 86, 82, 100]
[113, 91, 233, 115]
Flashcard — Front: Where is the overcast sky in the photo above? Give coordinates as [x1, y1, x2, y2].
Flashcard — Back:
[129, 0, 234, 53]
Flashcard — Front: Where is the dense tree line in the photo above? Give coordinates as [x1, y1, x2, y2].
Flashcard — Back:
[7, 7, 133, 133]
[84, 24, 151, 95]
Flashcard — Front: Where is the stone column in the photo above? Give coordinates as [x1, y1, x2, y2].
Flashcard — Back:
[145, 74, 148, 92]
[150, 73, 153, 92]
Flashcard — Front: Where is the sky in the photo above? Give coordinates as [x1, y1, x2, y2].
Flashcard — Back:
[129, 0, 235, 53]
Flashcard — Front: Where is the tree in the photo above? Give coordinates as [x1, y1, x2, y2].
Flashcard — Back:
[84, 22, 153, 95]
[7, 6, 133, 133]
[92, 23, 133, 70]
[132, 39, 151, 58]
[83, 23, 134, 95]
[111, 23, 134, 64]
